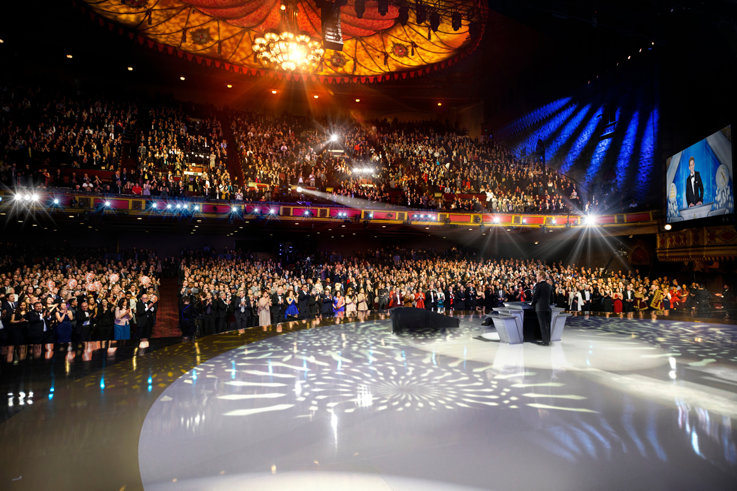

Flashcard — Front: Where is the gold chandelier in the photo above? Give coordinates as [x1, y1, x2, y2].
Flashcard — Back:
[253, 2, 324, 72]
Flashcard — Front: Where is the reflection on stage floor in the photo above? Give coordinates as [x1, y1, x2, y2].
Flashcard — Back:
[1, 313, 736, 490]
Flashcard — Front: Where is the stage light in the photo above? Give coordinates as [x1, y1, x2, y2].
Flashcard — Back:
[183, 204, 189, 210]
[398, 4, 409, 25]
[179, 76, 186, 81]
[31, 193, 39, 202]
[52, 198, 60, 205]
[416, 3, 427, 24]
[103, 200, 111, 207]
[664, 223, 672, 231]
[354, 0, 365, 18]
[303, 210, 310, 216]
[231, 206, 238, 213]
[254, 207, 260, 213]
[493, 216, 500, 223]
[296, 186, 304, 193]
[329, 134, 339, 142]
[280, 4, 286, 10]
[368, 212, 374, 219]
[151, 203, 158, 209]
[269, 208, 276, 214]
[451, 11, 462, 31]
[166, 204, 172, 210]
[378, 0, 388, 16]
[584, 214, 598, 226]
[193, 205, 200, 211]
[429, 10, 440, 31]
[176, 204, 182, 209]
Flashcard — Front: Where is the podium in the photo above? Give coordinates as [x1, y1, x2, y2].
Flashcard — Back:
[390, 307, 459, 333]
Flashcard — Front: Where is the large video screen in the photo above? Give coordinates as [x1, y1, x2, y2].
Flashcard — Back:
[666, 125, 733, 224]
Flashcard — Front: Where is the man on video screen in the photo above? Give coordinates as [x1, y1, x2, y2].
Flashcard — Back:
[685, 156, 704, 207]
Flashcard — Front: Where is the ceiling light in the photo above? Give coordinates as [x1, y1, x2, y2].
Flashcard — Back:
[66, 54, 73, 59]
[271, 90, 278, 94]
[127, 66, 133, 71]
[664, 223, 672, 231]
[179, 76, 186, 81]
[355, 98, 360, 102]
[313, 95, 319, 99]
[226, 84, 233, 88]
[253, 25, 324, 72]
[437, 102, 442, 106]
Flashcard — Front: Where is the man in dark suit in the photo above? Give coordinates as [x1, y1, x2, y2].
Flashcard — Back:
[27, 302, 50, 345]
[378, 284, 389, 311]
[685, 156, 704, 207]
[297, 285, 310, 319]
[425, 287, 437, 311]
[215, 292, 228, 332]
[623, 285, 636, 312]
[271, 287, 285, 324]
[531, 271, 553, 346]
[232, 291, 251, 330]
[136, 294, 156, 340]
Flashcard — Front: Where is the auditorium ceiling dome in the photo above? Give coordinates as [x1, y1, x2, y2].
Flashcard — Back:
[83, 0, 487, 82]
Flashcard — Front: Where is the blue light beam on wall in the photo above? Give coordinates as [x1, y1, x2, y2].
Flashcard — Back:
[546, 104, 593, 161]
[634, 107, 659, 201]
[513, 104, 578, 157]
[560, 106, 604, 174]
[497, 97, 572, 141]
[615, 110, 640, 191]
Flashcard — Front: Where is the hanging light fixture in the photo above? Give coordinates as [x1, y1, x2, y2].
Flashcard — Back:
[253, 1, 325, 72]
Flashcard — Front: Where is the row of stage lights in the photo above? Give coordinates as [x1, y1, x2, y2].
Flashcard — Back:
[6, 192, 601, 228]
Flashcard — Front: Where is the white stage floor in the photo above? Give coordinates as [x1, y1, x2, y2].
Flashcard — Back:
[139, 316, 737, 490]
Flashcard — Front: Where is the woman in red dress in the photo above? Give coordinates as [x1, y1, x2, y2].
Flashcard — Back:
[612, 290, 624, 313]
[414, 290, 425, 309]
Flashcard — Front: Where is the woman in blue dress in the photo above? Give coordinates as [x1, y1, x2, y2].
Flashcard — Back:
[285, 291, 299, 319]
[333, 291, 346, 317]
[55, 303, 74, 346]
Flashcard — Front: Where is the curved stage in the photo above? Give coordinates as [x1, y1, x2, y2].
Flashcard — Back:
[1, 314, 737, 490]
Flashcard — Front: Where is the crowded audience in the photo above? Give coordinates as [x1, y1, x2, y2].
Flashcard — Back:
[0, 245, 163, 363]
[175, 247, 727, 337]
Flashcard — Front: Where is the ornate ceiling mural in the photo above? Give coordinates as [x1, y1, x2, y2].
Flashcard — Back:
[82, 0, 487, 82]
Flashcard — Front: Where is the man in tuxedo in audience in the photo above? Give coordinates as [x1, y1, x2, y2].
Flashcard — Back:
[466, 284, 477, 310]
[531, 271, 554, 346]
[200, 293, 216, 335]
[425, 286, 438, 312]
[377, 284, 389, 310]
[320, 288, 334, 317]
[271, 287, 285, 323]
[624, 284, 636, 312]
[232, 290, 250, 330]
[215, 292, 228, 332]
[581, 286, 592, 312]
[136, 294, 157, 339]
[27, 302, 51, 345]
[297, 285, 310, 319]
[75, 300, 92, 343]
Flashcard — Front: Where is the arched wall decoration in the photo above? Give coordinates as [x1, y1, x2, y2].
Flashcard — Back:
[81, 0, 487, 82]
